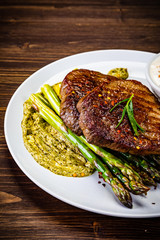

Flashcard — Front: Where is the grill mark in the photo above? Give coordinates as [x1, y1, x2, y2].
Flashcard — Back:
[78, 78, 160, 155]
[106, 80, 157, 103]
[106, 87, 160, 140]
[60, 69, 117, 135]
[106, 85, 157, 104]
[106, 82, 160, 117]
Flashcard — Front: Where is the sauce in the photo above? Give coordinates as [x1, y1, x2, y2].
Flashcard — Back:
[149, 55, 160, 87]
[108, 68, 129, 80]
[21, 101, 94, 177]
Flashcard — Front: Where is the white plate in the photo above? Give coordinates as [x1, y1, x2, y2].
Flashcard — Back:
[4, 49, 160, 218]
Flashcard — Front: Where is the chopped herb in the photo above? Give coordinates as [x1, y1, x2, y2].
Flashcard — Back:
[110, 94, 145, 136]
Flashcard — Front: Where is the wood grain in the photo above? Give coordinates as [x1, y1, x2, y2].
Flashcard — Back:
[0, 1, 160, 239]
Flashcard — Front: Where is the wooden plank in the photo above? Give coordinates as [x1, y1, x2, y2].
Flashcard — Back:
[0, 1, 160, 239]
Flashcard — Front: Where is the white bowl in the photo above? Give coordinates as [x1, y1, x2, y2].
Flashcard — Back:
[145, 52, 160, 99]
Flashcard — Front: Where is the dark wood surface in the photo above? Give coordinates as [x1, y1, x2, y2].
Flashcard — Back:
[1, 1, 160, 239]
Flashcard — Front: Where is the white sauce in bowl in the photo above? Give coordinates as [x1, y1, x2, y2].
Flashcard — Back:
[149, 55, 160, 87]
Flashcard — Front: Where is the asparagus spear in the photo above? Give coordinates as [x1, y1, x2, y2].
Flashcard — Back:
[114, 152, 157, 187]
[141, 155, 160, 171]
[29, 93, 132, 208]
[102, 161, 140, 193]
[36, 93, 52, 108]
[120, 152, 160, 183]
[80, 136, 149, 195]
[149, 155, 160, 166]
[138, 170, 157, 188]
[141, 155, 157, 168]
[41, 84, 149, 195]
[138, 156, 160, 182]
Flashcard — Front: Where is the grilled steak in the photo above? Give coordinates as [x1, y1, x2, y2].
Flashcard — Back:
[60, 69, 118, 135]
[77, 79, 160, 155]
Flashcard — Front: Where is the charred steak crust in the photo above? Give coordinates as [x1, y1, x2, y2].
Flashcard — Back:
[77, 79, 160, 155]
[60, 69, 118, 135]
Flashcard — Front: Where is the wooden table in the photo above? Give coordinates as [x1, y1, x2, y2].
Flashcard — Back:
[1, 1, 160, 239]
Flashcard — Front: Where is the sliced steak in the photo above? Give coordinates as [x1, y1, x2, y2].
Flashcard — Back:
[77, 79, 160, 155]
[60, 69, 118, 135]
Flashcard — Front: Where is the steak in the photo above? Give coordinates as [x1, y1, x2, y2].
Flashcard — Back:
[60, 69, 118, 135]
[77, 78, 160, 155]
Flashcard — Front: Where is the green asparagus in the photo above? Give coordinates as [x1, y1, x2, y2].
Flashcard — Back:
[29, 93, 132, 208]
[114, 152, 157, 187]
[149, 155, 160, 166]
[141, 155, 160, 171]
[80, 136, 149, 195]
[41, 84, 149, 195]
[120, 152, 160, 183]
